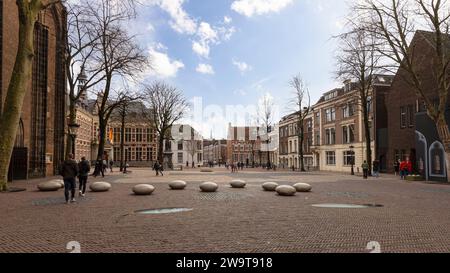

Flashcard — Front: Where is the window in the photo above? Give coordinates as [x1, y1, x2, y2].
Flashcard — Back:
[316, 133, 320, 146]
[113, 128, 121, 144]
[407, 105, 414, 127]
[343, 104, 354, 118]
[114, 147, 120, 162]
[136, 147, 142, 161]
[125, 128, 132, 142]
[146, 147, 152, 162]
[343, 126, 348, 144]
[136, 128, 143, 142]
[178, 141, 183, 151]
[349, 125, 355, 143]
[177, 152, 183, 164]
[343, 151, 355, 166]
[326, 151, 336, 165]
[400, 107, 407, 128]
[325, 108, 336, 122]
[325, 128, 336, 145]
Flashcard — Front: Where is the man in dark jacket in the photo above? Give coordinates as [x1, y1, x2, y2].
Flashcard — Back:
[59, 154, 79, 204]
[78, 157, 91, 197]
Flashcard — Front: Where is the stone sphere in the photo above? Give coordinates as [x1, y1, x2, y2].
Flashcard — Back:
[201, 168, 214, 173]
[90, 182, 111, 192]
[276, 185, 297, 196]
[37, 181, 61, 192]
[169, 180, 187, 190]
[200, 182, 218, 192]
[293, 183, 312, 192]
[133, 184, 155, 196]
[230, 180, 246, 188]
[50, 180, 65, 189]
[262, 182, 279, 192]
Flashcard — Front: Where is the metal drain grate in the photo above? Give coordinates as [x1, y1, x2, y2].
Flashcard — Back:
[195, 192, 253, 202]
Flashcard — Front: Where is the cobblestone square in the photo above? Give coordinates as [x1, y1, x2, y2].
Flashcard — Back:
[1, 168, 450, 253]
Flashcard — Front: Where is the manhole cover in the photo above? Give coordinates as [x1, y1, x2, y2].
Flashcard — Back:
[195, 192, 253, 202]
[311, 203, 382, 209]
[135, 208, 193, 215]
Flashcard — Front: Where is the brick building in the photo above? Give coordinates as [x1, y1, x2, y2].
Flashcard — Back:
[278, 112, 313, 170]
[226, 124, 263, 166]
[311, 76, 392, 173]
[203, 139, 227, 166]
[387, 31, 450, 181]
[1, 1, 67, 180]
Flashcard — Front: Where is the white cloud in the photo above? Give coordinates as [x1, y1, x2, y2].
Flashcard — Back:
[232, 59, 253, 74]
[153, 0, 197, 34]
[231, 0, 293, 17]
[224, 16, 233, 24]
[192, 41, 210, 58]
[146, 23, 155, 32]
[196, 63, 215, 75]
[148, 44, 184, 78]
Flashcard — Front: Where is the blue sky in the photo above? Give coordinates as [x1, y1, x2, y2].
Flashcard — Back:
[130, 0, 349, 138]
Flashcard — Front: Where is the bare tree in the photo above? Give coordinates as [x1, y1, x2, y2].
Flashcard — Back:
[289, 75, 311, 172]
[257, 94, 274, 169]
[357, 0, 450, 180]
[0, 0, 61, 192]
[144, 82, 190, 165]
[65, 2, 105, 158]
[184, 127, 201, 168]
[335, 24, 382, 175]
[86, 0, 149, 161]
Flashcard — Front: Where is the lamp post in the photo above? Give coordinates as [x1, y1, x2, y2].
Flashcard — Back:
[350, 145, 355, 175]
[68, 123, 80, 157]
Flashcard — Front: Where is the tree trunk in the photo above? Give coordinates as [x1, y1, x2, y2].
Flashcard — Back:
[157, 134, 164, 164]
[0, 4, 39, 191]
[65, 101, 76, 158]
[436, 118, 450, 182]
[120, 111, 125, 171]
[97, 118, 107, 161]
[362, 97, 372, 176]
[299, 125, 306, 172]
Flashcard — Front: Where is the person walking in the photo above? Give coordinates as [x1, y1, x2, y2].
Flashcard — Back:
[394, 159, 400, 176]
[372, 160, 380, 178]
[78, 157, 90, 197]
[59, 154, 79, 204]
[362, 160, 369, 179]
[109, 160, 114, 173]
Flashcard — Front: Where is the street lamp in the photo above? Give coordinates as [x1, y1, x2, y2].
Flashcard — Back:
[68, 123, 80, 156]
[349, 145, 355, 175]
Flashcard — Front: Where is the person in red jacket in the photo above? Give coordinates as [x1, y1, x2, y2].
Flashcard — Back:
[400, 157, 413, 180]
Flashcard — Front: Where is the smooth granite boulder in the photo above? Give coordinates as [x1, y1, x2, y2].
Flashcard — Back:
[169, 180, 187, 190]
[293, 183, 312, 192]
[276, 185, 297, 196]
[230, 180, 246, 188]
[133, 184, 155, 195]
[90, 182, 111, 192]
[37, 181, 61, 192]
[200, 182, 218, 192]
[262, 182, 279, 192]
[200, 168, 214, 173]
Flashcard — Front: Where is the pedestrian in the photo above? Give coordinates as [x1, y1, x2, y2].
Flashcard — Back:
[192, 161, 195, 169]
[78, 157, 90, 197]
[155, 161, 164, 176]
[362, 160, 369, 179]
[400, 157, 412, 180]
[154, 162, 160, 176]
[372, 160, 380, 178]
[59, 154, 79, 204]
[394, 159, 400, 176]
[102, 158, 107, 173]
[109, 160, 114, 173]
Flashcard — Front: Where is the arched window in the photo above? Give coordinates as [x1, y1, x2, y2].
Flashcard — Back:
[14, 119, 25, 148]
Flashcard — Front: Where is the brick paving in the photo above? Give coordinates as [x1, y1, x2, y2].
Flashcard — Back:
[1, 168, 450, 253]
